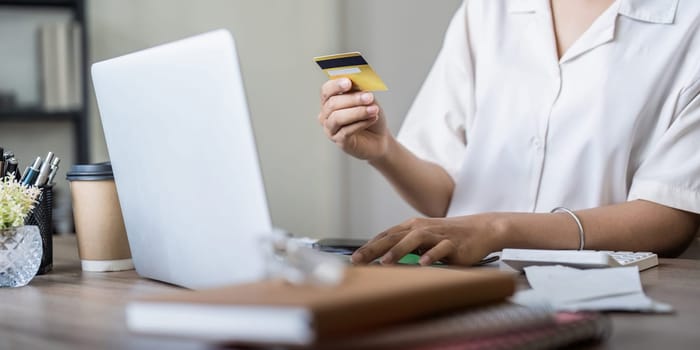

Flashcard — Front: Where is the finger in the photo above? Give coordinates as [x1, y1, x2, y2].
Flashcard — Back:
[325, 105, 378, 136]
[330, 116, 379, 145]
[320, 92, 375, 127]
[381, 230, 434, 265]
[419, 240, 456, 266]
[366, 220, 413, 246]
[320, 78, 353, 105]
[359, 218, 421, 259]
[351, 231, 406, 264]
[322, 91, 374, 116]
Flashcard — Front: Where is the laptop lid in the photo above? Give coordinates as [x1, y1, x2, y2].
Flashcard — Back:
[91, 30, 271, 289]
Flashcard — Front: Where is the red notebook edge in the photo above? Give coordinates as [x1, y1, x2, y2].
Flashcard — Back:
[407, 312, 612, 350]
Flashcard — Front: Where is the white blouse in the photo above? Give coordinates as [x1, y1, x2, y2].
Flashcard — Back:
[398, 0, 700, 217]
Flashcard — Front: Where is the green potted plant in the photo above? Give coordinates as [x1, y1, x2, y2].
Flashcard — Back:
[0, 175, 43, 287]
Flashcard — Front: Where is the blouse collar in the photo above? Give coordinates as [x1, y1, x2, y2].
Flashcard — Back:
[507, 0, 678, 24]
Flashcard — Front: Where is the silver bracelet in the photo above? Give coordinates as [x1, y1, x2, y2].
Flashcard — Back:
[550, 207, 585, 250]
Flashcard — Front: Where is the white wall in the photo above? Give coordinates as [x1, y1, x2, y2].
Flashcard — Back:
[340, 0, 462, 237]
[87, 0, 344, 237]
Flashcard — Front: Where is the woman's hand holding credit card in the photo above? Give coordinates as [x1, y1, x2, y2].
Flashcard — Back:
[315, 52, 392, 161]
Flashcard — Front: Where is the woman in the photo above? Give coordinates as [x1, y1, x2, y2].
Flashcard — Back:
[317, 0, 700, 266]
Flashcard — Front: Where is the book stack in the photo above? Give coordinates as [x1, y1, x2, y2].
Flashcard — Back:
[127, 266, 610, 349]
[37, 21, 82, 111]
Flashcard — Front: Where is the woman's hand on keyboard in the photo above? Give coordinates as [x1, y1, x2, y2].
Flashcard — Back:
[351, 214, 506, 266]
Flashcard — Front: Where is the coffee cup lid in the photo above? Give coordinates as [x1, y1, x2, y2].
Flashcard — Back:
[66, 162, 114, 181]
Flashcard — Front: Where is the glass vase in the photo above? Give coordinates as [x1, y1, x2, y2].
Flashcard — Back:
[0, 225, 43, 287]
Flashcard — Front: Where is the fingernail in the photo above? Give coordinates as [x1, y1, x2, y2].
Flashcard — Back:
[361, 93, 373, 103]
[351, 252, 363, 264]
[338, 78, 351, 89]
[366, 105, 379, 115]
[381, 252, 393, 264]
[419, 255, 431, 266]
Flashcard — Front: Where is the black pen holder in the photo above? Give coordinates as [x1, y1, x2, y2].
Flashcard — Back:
[25, 185, 53, 275]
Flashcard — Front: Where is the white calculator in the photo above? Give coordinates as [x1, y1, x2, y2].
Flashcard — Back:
[500, 248, 658, 272]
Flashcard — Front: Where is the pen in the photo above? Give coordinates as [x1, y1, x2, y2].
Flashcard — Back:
[5, 158, 18, 179]
[0, 147, 4, 176]
[2, 150, 16, 179]
[35, 151, 54, 186]
[46, 157, 61, 186]
[20, 157, 42, 187]
[2, 150, 14, 166]
[10, 158, 21, 181]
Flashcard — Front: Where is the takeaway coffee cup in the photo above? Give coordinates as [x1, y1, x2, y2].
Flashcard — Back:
[66, 162, 133, 272]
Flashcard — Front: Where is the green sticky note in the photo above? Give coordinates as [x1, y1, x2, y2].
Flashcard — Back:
[397, 253, 445, 266]
[398, 253, 422, 265]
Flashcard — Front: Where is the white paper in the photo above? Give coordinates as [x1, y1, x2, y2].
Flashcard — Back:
[511, 265, 672, 313]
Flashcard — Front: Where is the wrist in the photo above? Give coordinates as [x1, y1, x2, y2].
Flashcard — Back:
[486, 213, 517, 252]
[368, 134, 399, 169]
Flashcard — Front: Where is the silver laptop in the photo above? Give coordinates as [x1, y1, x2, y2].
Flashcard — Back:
[91, 30, 271, 289]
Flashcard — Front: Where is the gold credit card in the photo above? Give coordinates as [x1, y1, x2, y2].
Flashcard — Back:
[314, 52, 388, 91]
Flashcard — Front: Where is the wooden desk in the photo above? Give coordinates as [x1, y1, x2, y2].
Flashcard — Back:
[1, 235, 699, 349]
[0, 235, 202, 350]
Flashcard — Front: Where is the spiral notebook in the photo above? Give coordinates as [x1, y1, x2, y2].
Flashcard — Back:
[403, 311, 611, 350]
[313, 304, 610, 350]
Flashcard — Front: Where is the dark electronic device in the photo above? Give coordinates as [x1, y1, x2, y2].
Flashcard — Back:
[313, 238, 368, 255]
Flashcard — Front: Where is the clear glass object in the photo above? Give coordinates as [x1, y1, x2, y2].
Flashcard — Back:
[0, 225, 43, 287]
[260, 230, 347, 286]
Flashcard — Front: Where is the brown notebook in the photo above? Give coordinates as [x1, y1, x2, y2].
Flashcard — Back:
[126, 266, 515, 346]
